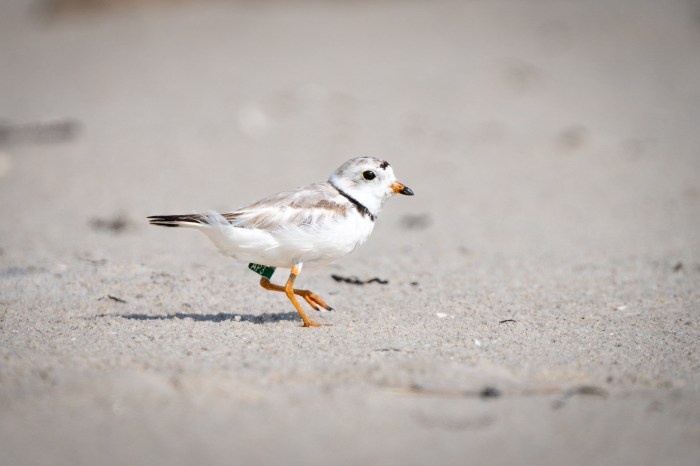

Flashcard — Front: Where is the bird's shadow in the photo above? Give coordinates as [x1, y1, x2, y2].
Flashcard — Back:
[96, 311, 302, 324]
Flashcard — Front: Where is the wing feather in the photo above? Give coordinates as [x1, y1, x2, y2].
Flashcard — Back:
[221, 182, 348, 231]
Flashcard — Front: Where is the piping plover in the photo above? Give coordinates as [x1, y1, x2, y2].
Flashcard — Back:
[148, 157, 414, 327]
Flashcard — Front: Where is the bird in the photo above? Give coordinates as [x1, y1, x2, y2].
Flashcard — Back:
[148, 157, 414, 327]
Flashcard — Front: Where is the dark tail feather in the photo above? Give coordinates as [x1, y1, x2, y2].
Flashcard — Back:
[147, 214, 208, 227]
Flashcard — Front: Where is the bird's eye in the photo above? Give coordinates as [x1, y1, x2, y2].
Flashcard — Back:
[362, 170, 376, 181]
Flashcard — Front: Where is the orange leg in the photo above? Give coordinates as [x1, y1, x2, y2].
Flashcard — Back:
[260, 277, 334, 312]
[259, 264, 332, 327]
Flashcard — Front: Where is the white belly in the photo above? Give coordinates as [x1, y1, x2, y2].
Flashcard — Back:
[201, 212, 375, 269]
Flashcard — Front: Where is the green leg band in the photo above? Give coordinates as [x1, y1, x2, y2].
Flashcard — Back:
[248, 263, 276, 280]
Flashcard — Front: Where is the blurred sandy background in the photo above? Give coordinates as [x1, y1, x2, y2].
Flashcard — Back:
[1, 0, 699, 464]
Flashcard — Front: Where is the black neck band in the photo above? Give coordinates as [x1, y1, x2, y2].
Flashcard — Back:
[331, 183, 376, 221]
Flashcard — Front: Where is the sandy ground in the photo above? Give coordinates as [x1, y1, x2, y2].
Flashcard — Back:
[1, 0, 699, 464]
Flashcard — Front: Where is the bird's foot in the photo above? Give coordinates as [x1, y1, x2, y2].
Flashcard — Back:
[298, 290, 334, 312]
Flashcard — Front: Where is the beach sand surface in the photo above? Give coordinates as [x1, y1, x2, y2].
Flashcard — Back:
[1, 1, 699, 464]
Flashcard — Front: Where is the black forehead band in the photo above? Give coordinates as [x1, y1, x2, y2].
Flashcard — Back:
[379, 160, 389, 170]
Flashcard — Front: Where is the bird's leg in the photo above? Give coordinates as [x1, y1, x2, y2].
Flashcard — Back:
[259, 276, 333, 312]
[284, 264, 321, 327]
[258, 264, 323, 327]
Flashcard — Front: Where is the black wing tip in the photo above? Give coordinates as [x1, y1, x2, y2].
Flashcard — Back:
[147, 214, 208, 227]
[147, 215, 183, 227]
[149, 221, 180, 227]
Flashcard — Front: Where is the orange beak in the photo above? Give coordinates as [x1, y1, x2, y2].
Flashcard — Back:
[390, 181, 414, 196]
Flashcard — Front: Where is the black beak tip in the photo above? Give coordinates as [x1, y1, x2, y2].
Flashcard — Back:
[400, 186, 414, 196]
